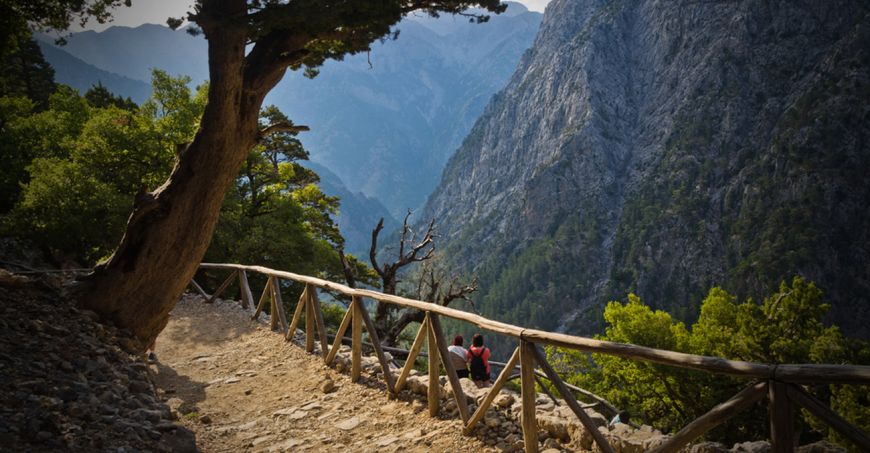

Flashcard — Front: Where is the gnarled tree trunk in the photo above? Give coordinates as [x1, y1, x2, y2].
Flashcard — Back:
[72, 0, 503, 351]
[74, 3, 276, 350]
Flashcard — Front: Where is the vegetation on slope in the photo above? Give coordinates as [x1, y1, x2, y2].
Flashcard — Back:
[548, 277, 870, 447]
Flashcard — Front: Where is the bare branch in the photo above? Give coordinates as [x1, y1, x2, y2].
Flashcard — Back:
[398, 210, 412, 260]
[337, 248, 356, 289]
[370, 217, 386, 280]
[441, 276, 477, 307]
[395, 217, 436, 269]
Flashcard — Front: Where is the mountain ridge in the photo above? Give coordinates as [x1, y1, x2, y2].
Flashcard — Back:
[36, 41, 151, 103]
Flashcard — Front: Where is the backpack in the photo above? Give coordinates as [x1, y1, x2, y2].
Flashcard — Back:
[469, 348, 488, 381]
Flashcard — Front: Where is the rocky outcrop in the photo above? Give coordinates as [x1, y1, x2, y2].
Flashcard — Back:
[422, 0, 870, 337]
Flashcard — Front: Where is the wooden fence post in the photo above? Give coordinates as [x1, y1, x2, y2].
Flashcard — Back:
[252, 277, 272, 321]
[307, 286, 329, 355]
[286, 285, 307, 341]
[305, 286, 315, 353]
[351, 296, 363, 382]
[269, 278, 280, 331]
[519, 340, 539, 453]
[395, 317, 429, 393]
[428, 313, 469, 422]
[207, 270, 237, 304]
[270, 278, 289, 334]
[325, 303, 354, 365]
[769, 380, 793, 453]
[530, 345, 614, 453]
[237, 270, 253, 309]
[428, 313, 440, 417]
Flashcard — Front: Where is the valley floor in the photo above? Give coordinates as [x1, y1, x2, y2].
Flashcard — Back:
[152, 294, 494, 452]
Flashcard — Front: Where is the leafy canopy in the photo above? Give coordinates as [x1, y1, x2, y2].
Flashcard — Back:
[2, 68, 374, 314]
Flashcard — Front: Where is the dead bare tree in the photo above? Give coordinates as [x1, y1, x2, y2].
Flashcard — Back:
[381, 261, 477, 345]
[368, 211, 476, 345]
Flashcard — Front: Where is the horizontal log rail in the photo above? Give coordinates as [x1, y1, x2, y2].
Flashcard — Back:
[195, 263, 870, 453]
[199, 263, 870, 384]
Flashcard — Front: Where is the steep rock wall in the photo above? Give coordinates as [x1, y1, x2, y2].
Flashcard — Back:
[423, 0, 870, 338]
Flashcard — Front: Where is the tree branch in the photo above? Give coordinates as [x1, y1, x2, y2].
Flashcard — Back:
[394, 216, 435, 269]
[258, 121, 309, 139]
[370, 217, 386, 280]
[440, 276, 477, 307]
[337, 248, 356, 289]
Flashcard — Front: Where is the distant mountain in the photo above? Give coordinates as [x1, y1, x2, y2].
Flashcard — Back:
[37, 41, 151, 104]
[272, 3, 542, 215]
[423, 0, 870, 339]
[39, 24, 209, 83]
[303, 162, 398, 259]
[36, 4, 542, 218]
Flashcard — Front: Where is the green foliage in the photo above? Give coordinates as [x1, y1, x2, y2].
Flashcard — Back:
[0, 36, 55, 109]
[139, 72, 207, 151]
[550, 277, 869, 445]
[1, 78, 163, 259]
[321, 303, 347, 329]
[2, 64, 374, 315]
[0, 85, 93, 213]
[84, 82, 137, 111]
[201, 0, 506, 77]
[1, 69, 368, 283]
[10, 157, 129, 261]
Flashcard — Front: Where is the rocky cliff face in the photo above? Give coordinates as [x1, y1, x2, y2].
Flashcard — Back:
[423, 0, 870, 338]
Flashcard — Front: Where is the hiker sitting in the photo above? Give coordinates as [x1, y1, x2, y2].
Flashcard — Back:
[467, 333, 492, 387]
[447, 335, 470, 379]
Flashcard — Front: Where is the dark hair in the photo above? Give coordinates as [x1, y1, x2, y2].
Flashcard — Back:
[453, 335, 463, 346]
[472, 333, 484, 347]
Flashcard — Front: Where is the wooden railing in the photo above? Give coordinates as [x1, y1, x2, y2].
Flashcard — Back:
[193, 263, 870, 453]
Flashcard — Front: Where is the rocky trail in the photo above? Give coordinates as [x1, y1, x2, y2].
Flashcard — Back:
[153, 294, 496, 453]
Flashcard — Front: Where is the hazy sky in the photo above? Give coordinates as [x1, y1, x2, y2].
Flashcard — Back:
[80, 0, 551, 31]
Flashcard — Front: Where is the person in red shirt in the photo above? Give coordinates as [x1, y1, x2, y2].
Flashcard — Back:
[467, 333, 492, 387]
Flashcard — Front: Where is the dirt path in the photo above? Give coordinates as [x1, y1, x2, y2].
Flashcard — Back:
[151, 294, 493, 452]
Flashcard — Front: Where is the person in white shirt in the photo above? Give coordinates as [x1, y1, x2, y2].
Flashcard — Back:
[447, 335, 470, 379]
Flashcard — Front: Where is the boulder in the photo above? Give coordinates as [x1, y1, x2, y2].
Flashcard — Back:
[453, 377, 488, 404]
[320, 378, 336, 394]
[494, 393, 515, 409]
[0, 269, 29, 287]
[537, 414, 570, 442]
[731, 441, 771, 452]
